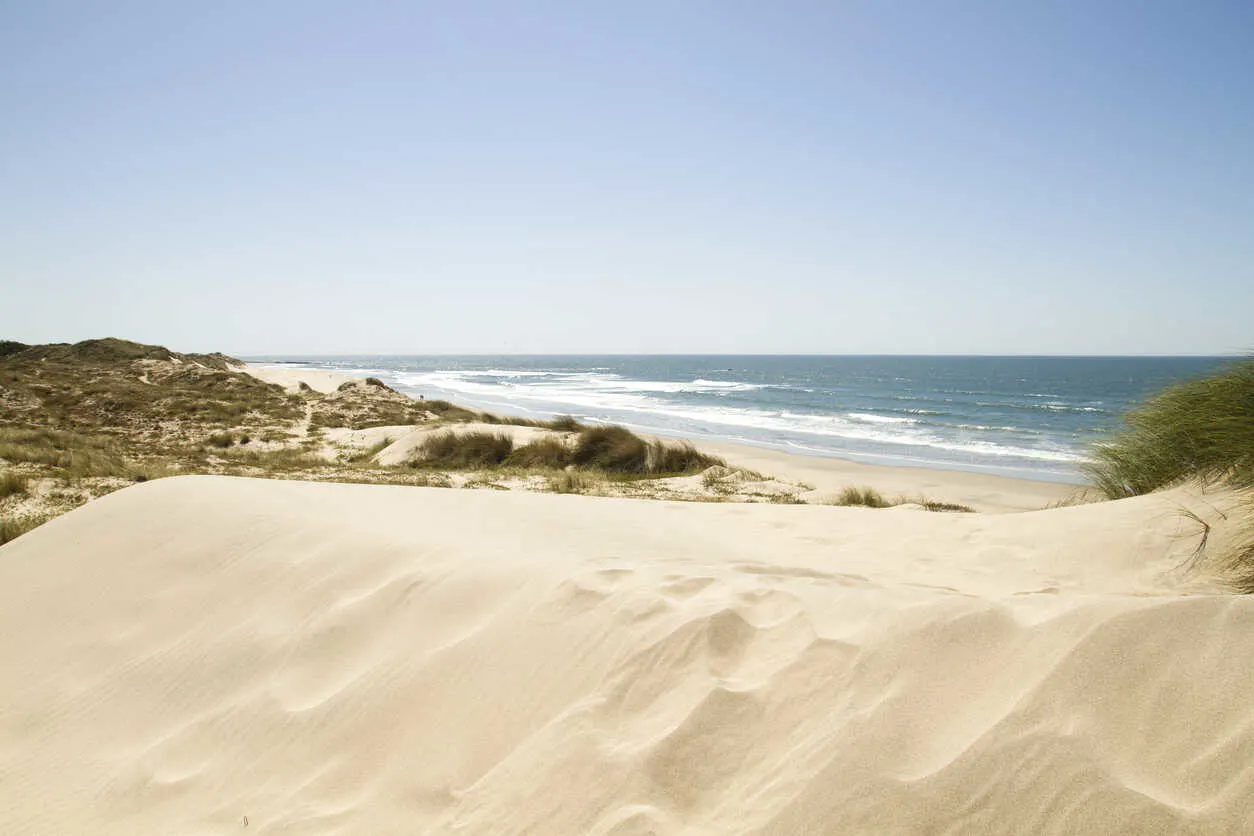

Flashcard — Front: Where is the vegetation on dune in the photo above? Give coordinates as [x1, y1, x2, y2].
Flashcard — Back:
[824, 485, 974, 512]
[1082, 358, 1254, 590]
[918, 499, 976, 513]
[1, 339, 302, 435]
[568, 425, 725, 475]
[504, 436, 570, 468]
[1084, 357, 1254, 498]
[411, 431, 516, 469]
[832, 486, 892, 508]
[0, 470, 28, 498]
[0, 427, 162, 480]
[405, 424, 726, 477]
[0, 514, 52, 546]
[4, 336, 948, 544]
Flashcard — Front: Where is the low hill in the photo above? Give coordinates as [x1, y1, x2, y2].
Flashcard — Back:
[0, 338, 755, 543]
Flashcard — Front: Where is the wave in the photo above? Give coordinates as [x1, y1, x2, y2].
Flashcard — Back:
[974, 401, 1107, 414]
[846, 413, 919, 425]
[322, 365, 1092, 470]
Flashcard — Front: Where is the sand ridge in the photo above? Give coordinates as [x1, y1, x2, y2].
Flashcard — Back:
[1, 476, 1250, 833]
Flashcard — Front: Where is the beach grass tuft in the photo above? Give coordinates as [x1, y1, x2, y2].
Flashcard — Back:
[410, 431, 515, 469]
[1081, 358, 1254, 591]
[1083, 357, 1254, 498]
[0, 514, 51, 545]
[0, 470, 28, 498]
[832, 486, 892, 508]
[506, 437, 571, 469]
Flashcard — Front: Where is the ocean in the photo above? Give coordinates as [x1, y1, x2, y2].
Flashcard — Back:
[245, 355, 1233, 483]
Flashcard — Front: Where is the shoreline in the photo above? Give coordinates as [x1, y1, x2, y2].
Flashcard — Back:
[246, 363, 1080, 512]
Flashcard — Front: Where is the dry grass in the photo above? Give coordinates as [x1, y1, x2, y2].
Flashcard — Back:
[570, 426, 724, 475]
[222, 447, 327, 472]
[344, 437, 395, 465]
[0, 470, 28, 498]
[918, 499, 975, 513]
[409, 431, 515, 469]
[830, 486, 892, 508]
[0, 514, 51, 546]
[506, 437, 571, 468]
[0, 427, 136, 478]
[549, 470, 593, 494]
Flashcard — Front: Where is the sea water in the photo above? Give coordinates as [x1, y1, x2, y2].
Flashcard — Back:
[245, 355, 1232, 483]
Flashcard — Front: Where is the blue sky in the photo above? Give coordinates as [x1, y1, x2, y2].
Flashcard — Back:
[1, 1, 1250, 355]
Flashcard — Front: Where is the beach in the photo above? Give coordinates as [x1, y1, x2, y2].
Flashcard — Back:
[0, 356, 1248, 834]
[248, 363, 1078, 513]
[8, 1, 1249, 829]
[1, 473, 1249, 833]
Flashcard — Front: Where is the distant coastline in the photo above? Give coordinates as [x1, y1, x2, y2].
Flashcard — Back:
[244, 355, 1233, 484]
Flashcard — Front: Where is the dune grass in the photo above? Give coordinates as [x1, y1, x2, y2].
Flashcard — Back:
[0, 514, 51, 545]
[0, 470, 28, 498]
[548, 470, 593, 494]
[918, 499, 976, 513]
[1081, 358, 1254, 591]
[505, 436, 570, 468]
[222, 447, 327, 472]
[1084, 357, 1254, 498]
[407, 425, 725, 477]
[569, 426, 725, 475]
[410, 431, 515, 469]
[0, 427, 138, 479]
[831, 486, 892, 508]
[344, 436, 395, 465]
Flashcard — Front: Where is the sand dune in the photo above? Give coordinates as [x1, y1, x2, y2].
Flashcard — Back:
[2, 476, 1250, 834]
[247, 364, 366, 394]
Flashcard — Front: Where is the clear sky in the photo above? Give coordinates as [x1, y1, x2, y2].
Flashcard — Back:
[1, 1, 1251, 355]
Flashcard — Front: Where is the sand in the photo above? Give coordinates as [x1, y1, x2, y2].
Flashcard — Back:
[247, 363, 365, 394]
[2, 474, 1251, 834]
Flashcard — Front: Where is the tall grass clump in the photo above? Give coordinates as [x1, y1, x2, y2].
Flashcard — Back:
[410, 431, 514, 469]
[570, 426, 649, 472]
[1083, 358, 1254, 498]
[570, 426, 724, 476]
[0, 470, 28, 498]
[832, 486, 892, 508]
[545, 415, 583, 432]
[1082, 358, 1254, 593]
[506, 437, 572, 469]
[1, 514, 50, 545]
[648, 440, 723, 474]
